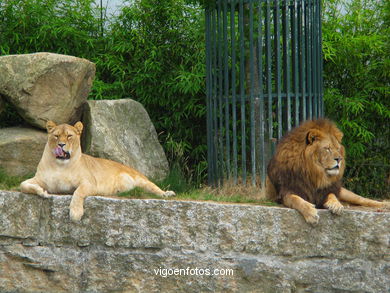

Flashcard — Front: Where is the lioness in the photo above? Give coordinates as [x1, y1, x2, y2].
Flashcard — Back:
[267, 118, 389, 224]
[21, 121, 175, 222]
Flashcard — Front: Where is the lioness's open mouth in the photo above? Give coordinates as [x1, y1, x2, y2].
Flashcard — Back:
[53, 146, 71, 160]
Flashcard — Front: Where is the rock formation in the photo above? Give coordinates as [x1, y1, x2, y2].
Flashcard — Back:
[82, 99, 169, 180]
[0, 127, 46, 176]
[0, 52, 95, 129]
[0, 53, 169, 180]
[0, 191, 389, 292]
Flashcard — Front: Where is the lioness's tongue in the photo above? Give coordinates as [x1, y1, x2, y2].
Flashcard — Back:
[54, 146, 65, 157]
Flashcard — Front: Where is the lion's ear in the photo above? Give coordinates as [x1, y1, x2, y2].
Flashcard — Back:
[306, 129, 324, 145]
[334, 129, 343, 143]
[74, 121, 83, 135]
[46, 121, 57, 133]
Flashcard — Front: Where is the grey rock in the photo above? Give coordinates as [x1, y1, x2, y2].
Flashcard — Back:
[82, 99, 169, 181]
[0, 96, 4, 116]
[0, 52, 95, 129]
[0, 191, 389, 293]
[0, 127, 46, 176]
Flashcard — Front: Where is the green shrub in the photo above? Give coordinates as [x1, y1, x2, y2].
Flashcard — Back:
[0, 0, 388, 197]
[322, 0, 390, 198]
[92, 0, 207, 186]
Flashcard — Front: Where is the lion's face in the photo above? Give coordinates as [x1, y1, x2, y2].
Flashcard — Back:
[305, 128, 345, 178]
[46, 121, 83, 164]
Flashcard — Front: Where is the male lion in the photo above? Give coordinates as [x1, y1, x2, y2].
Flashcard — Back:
[267, 118, 389, 224]
[21, 121, 175, 222]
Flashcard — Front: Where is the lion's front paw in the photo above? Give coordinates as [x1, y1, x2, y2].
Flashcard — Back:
[163, 190, 175, 197]
[302, 205, 319, 225]
[69, 205, 84, 222]
[324, 200, 344, 215]
[380, 201, 390, 209]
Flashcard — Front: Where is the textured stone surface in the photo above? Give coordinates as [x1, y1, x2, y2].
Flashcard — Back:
[82, 99, 169, 181]
[0, 128, 46, 176]
[0, 52, 95, 129]
[0, 191, 389, 292]
[0, 97, 4, 116]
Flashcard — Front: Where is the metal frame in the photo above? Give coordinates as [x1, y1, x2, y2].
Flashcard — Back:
[206, 0, 324, 187]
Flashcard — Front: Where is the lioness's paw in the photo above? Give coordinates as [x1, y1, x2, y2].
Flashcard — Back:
[303, 206, 319, 225]
[163, 191, 175, 197]
[324, 200, 344, 215]
[38, 189, 51, 198]
[69, 206, 84, 222]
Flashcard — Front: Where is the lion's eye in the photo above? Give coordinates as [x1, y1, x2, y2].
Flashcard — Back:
[325, 147, 331, 153]
[67, 135, 72, 139]
[54, 135, 59, 139]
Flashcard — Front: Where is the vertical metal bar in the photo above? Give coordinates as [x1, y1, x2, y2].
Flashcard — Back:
[211, 6, 220, 186]
[249, 1, 256, 186]
[317, 0, 322, 117]
[223, 0, 230, 178]
[205, 7, 214, 185]
[239, 0, 246, 184]
[299, 0, 306, 121]
[283, 0, 291, 131]
[306, 0, 312, 120]
[231, 0, 238, 184]
[312, 0, 318, 118]
[266, 0, 273, 143]
[319, 0, 324, 116]
[274, 0, 282, 140]
[217, 0, 224, 186]
[258, 1, 266, 186]
[291, 0, 299, 127]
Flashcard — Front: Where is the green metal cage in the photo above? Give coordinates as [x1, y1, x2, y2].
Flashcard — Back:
[206, 0, 324, 187]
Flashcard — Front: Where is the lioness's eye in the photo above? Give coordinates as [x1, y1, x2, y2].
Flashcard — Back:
[54, 135, 58, 139]
[67, 135, 72, 139]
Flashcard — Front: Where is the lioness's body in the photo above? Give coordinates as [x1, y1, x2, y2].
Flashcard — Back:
[267, 119, 388, 224]
[21, 121, 174, 221]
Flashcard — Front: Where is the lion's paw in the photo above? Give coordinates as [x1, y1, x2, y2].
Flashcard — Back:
[69, 206, 84, 222]
[163, 191, 175, 197]
[324, 200, 344, 215]
[303, 206, 319, 225]
[381, 201, 390, 209]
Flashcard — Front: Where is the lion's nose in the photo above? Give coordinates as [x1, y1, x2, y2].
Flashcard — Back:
[58, 143, 66, 148]
[335, 157, 342, 163]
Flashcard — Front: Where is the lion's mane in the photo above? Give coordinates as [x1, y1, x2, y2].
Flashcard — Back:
[267, 119, 345, 208]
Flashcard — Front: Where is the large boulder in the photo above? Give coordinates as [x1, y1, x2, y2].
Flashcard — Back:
[0, 52, 95, 129]
[82, 99, 169, 181]
[0, 127, 47, 176]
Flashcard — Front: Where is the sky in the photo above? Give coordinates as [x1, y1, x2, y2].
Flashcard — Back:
[101, 0, 125, 16]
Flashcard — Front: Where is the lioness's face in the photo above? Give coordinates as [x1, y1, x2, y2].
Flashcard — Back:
[307, 129, 345, 177]
[46, 121, 83, 163]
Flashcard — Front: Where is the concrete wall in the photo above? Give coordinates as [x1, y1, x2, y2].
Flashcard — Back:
[0, 191, 389, 292]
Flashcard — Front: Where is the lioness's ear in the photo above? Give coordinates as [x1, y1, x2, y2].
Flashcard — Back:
[74, 121, 83, 135]
[306, 129, 324, 145]
[46, 121, 57, 133]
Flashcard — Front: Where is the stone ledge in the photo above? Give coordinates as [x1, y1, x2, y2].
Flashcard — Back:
[0, 191, 389, 292]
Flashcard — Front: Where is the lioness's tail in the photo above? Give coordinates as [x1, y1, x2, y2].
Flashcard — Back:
[138, 178, 175, 197]
[119, 168, 175, 197]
